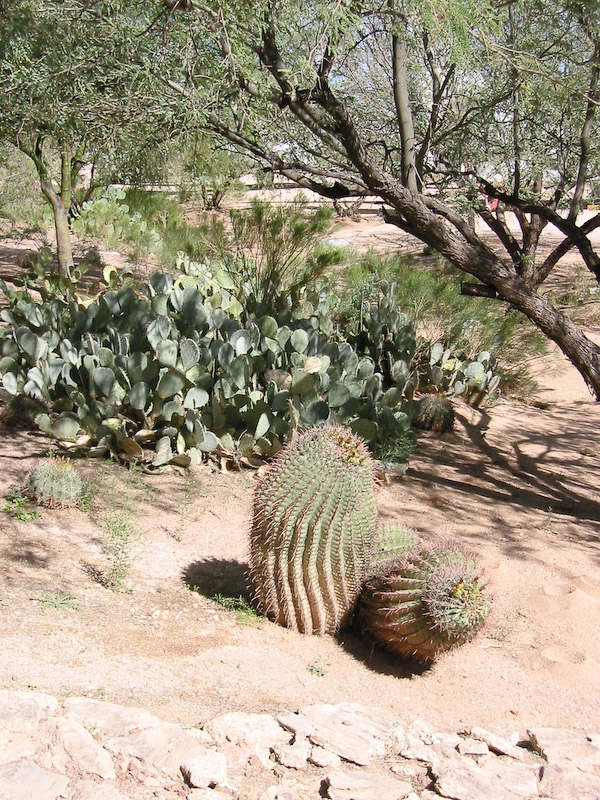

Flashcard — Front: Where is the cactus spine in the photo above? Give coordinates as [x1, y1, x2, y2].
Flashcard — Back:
[414, 394, 455, 433]
[27, 457, 84, 508]
[359, 547, 490, 662]
[249, 425, 377, 634]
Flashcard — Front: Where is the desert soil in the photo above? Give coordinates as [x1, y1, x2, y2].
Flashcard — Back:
[0, 211, 599, 743]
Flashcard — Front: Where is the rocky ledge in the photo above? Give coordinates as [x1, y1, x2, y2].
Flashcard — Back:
[0, 690, 599, 800]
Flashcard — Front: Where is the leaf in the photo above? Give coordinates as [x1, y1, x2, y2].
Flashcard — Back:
[183, 387, 209, 409]
[180, 338, 200, 371]
[2, 373, 17, 395]
[230, 329, 253, 356]
[258, 315, 278, 339]
[302, 400, 329, 425]
[129, 381, 151, 411]
[328, 383, 350, 407]
[291, 369, 315, 395]
[254, 412, 271, 439]
[218, 342, 235, 369]
[290, 329, 309, 353]
[156, 369, 186, 399]
[430, 342, 445, 364]
[52, 413, 80, 441]
[197, 430, 219, 452]
[93, 367, 116, 396]
[157, 339, 178, 367]
[350, 418, 378, 442]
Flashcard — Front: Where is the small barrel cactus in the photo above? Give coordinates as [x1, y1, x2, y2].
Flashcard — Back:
[249, 425, 378, 635]
[26, 457, 84, 508]
[359, 547, 490, 662]
[371, 523, 418, 565]
[414, 394, 455, 433]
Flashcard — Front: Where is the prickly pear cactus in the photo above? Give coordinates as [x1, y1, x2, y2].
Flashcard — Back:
[414, 394, 455, 433]
[371, 524, 418, 565]
[249, 425, 378, 634]
[359, 547, 490, 662]
[26, 457, 84, 508]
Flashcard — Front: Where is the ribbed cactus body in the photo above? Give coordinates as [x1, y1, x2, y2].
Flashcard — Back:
[415, 395, 455, 433]
[359, 547, 490, 662]
[371, 524, 418, 565]
[27, 457, 84, 508]
[249, 425, 377, 634]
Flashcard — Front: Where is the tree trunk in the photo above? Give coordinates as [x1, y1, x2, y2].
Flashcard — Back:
[41, 182, 74, 277]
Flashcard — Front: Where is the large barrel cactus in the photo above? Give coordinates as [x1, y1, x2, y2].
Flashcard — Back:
[26, 457, 84, 508]
[370, 523, 418, 566]
[359, 547, 490, 662]
[249, 425, 378, 634]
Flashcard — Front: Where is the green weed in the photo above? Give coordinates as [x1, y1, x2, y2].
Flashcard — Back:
[30, 591, 83, 612]
[307, 658, 329, 677]
[3, 487, 42, 522]
[212, 593, 263, 626]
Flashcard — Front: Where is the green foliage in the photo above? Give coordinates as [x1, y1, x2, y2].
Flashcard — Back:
[0, 264, 417, 469]
[249, 425, 378, 634]
[192, 198, 346, 314]
[414, 394, 455, 433]
[3, 486, 42, 522]
[212, 593, 263, 625]
[26, 457, 84, 508]
[359, 547, 491, 662]
[30, 591, 82, 612]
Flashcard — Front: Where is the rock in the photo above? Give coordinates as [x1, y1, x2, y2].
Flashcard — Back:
[0, 761, 69, 800]
[538, 763, 600, 800]
[309, 746, 342, 769]
[64, 697, 160, 734]
[0, 690, 58, 732]
[259, 788, 303, 800]
[433, 754, 540, 800]
[324, 770, 413, 800]
[44, 717, 116, 779]
[470, 727, 531, 763]
[181, 751, 228, 789]
[280, 703, 400, 766]
[398, 733, 441, 765]
[0, 727, 39, 764]
[272, 739, 312, 770]
[206, 712, 290, 769]
[70, 781, 130, 800]
[528, 727, 600, 766]
[105, 721, 215, 779]
[187, 791, 232, 800]
[457, 738, 490, 756]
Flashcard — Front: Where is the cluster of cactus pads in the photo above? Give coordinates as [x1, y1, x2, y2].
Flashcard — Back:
[249, 424, 490, 660]
[26, 457, 84, 508]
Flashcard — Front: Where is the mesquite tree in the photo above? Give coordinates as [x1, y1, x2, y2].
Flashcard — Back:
[161, 0, 600, 397]
[0, 1, 180, 275]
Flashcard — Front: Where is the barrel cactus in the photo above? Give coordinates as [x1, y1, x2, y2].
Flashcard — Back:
[414, 394, 455, 433]
[371, 523, 418, 565]
[249, 425, 378, 634]
[26, 457, 84, 508]
[359, 546, 490, 662]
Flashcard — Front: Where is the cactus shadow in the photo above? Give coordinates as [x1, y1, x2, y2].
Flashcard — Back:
[181, 558, 251, 601]
[337, 629, 431, 679]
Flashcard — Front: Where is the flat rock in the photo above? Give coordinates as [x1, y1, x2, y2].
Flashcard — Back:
[470, 727, 530, 763]
[187, 791, 233, 800]
[0, 726, 39, 764]
[433, 755, 541, 800]
[325, 770, 413, 800]
[70, 781, 129, 800]
[528, 727, 600, 766]
[64, 697, 160, 734]
[0, 761, 69, 800]
[457, 738, 490, 756]
[538, 763, 600, 800]
[309, 745, 342, 769]
[259, 788, 304, 800]
[272, 739, 312, 770]
[181, 750, 228, 788]
[44, 717, 116, 779]
[206, 712, 289, 768]
[105, 721, 213, 778]
[280, 703, 399, 766]
[0, 690, 58, 732]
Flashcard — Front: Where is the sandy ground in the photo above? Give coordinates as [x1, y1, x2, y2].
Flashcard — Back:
[0, 214, 599, 742]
